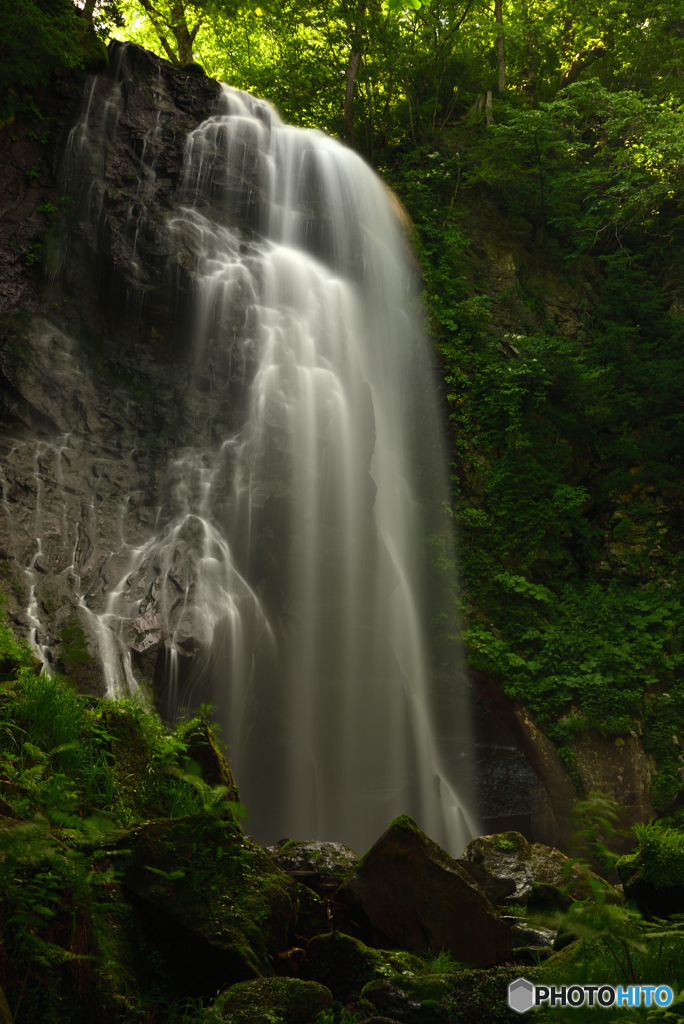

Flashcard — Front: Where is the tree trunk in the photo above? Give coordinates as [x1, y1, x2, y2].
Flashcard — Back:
[345, 51, 362, 140]
[520, 0, 538, 101]
[82, 0, 97, 22]
[485, 89, 493, 125]
[558, 46, 607, 90]
[136, 0, 180, 65]
[170, 0, 194, 65]
[494, 0, 505, 94]
[364, 72, 375, 160]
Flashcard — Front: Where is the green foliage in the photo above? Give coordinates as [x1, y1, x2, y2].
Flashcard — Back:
[423, 949, 461, 974]
[316, 1004, 363, 1024]
[469, 83, 684, 255]
[530, 800, 684, 1021]
[386, 103, 684, 805]
[0, 602, 242, 1021]
[0, 0, 100, 122]
[630, 821, 684, 890]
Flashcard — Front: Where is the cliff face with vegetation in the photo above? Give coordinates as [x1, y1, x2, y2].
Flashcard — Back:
[2, 0, 684, 850]
[393, 106, 684, 841]
[1, 3, 684, 1020]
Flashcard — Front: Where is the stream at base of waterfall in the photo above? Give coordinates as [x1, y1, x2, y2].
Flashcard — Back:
[16, 63, 479, 855]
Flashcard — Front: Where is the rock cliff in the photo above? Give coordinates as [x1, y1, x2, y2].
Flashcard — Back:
[0, 43, 258, 695]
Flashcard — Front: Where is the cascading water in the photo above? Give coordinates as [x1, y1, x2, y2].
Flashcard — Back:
[56, 58, 479, 855]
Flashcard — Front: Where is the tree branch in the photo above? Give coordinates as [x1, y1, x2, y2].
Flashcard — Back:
[558, 45, 607, 90]
[190, 13, 205, 45]
[136, 0, 180, 64]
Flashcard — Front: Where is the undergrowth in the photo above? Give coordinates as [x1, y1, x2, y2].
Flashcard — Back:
[0, 605, 242, 1023]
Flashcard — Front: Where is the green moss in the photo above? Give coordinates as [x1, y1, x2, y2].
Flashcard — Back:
[616, 852, 641, 886]
[125, 813, 298, 978]
[207, 977, 332, 1024]
[489, 834, 520, 851]
[627, 822, 684, 889]
[59, 621, 91, 666]
[304, 931, 380, 1000]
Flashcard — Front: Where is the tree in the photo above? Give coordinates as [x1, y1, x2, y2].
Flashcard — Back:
[130, 0, 236, 65]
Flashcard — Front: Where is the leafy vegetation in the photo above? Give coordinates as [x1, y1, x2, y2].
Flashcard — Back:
[0, 0, 107, 122]
[531, 805, 684, 1021]
[0, 608, 244, 1022]
[379, 80, 684, 812]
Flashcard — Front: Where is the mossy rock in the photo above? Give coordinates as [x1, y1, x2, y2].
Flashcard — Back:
[616, 852, 640, 886]
[460, 831, 619, 906]
[303, 930, 380, 1000]
[268, 839, 359, 896]
[174, 717, 240, 801]
[360, 978, 447, 1023]
[336, 815, 511, 967]
[207, 977, 333, 1023]
[362, 963, 544, 1024]
[292, 882, 329, 941]
[526, 881, 571, 914]
[615, 826, 684, 917]
[124, 812, 298, 996]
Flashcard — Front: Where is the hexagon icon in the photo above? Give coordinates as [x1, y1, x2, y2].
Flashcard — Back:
[508, 977, 535, 1013]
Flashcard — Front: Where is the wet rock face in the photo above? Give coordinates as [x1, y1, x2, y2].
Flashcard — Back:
[335, 815, 511, 968]
[267, 838, 359, 897]
[572, 732, 653, 846]
[459, 830, 617, 905]
[0, 45, 268, 692]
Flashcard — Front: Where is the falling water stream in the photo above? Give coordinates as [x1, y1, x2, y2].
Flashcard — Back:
[54, 65, 479, 854]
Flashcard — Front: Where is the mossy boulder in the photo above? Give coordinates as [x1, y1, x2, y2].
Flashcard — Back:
[303, 930, 380, 1000]
[124, 812, 298, 996]
[174, 718, 240, 801]
[616, 825, 684, 917]
[526, 881, 572, 914]
[268, 839, 359, 897]
[336, 815, 511, 968]
[459, 832, 618, 905]
[361, 963, 531, 1024]
[302, 930, 428, 1003]
[207, 977, 333, 1023]
[360, 978, 446, 1023]
[292, 881, 329, 941]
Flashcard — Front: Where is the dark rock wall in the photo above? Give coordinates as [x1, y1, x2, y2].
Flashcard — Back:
[0, 44, 242, 691]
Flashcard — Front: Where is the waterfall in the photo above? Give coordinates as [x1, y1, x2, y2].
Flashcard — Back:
[61, 59, 478, 855]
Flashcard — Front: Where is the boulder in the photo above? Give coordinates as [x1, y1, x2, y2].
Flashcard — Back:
[268, 838, 359, 897]
[359, 963, 526, 1024]
[124, 812, 298, 997]
[291, 881, 329, 942]
[174, 718, 241, 801]
[302, 930, 380, 1001]
[573, 733, 653, 845]
[360, 979, 445, 1024]
[459, 831, 615, 905]
[208, 977, 332, 1024]
[616, 827, 684, 919]
[335, 815, 511, 968]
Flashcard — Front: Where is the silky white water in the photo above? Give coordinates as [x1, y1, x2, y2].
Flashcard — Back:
[62, 74, 478, 855]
